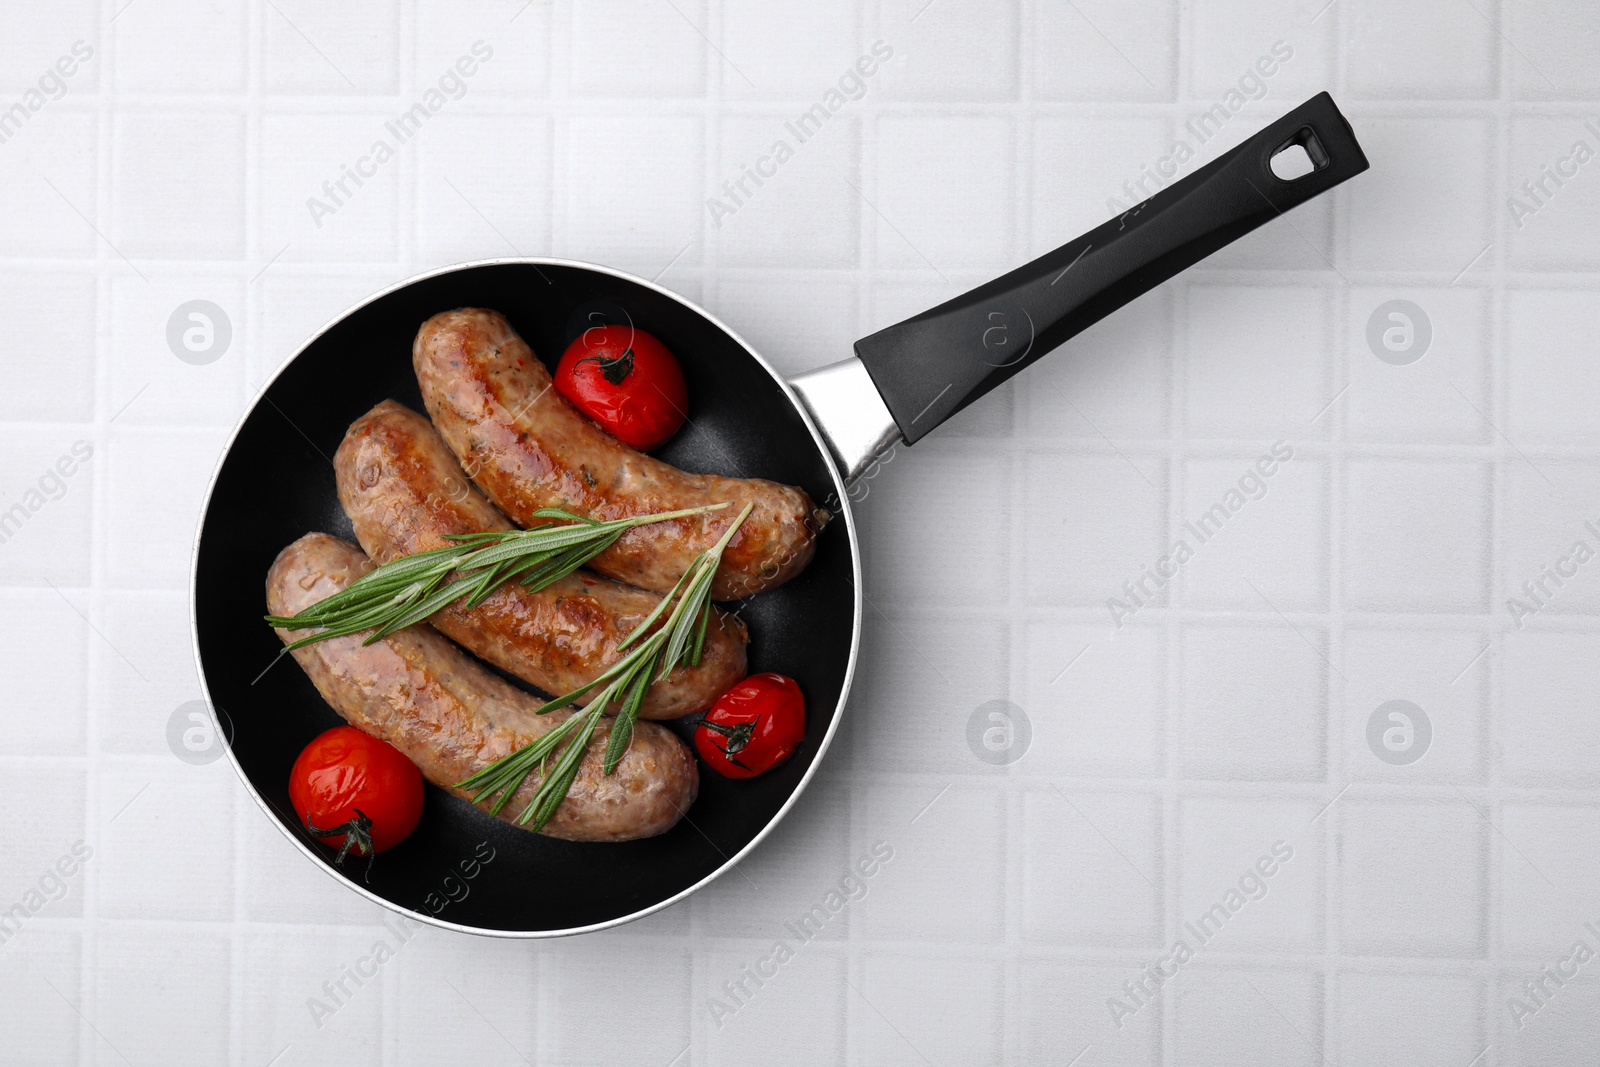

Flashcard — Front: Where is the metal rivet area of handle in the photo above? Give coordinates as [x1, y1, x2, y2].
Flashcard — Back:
[788, 357, 902, 488]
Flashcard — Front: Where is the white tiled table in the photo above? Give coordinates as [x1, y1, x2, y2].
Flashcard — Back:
[3, 1, 1599, 1064]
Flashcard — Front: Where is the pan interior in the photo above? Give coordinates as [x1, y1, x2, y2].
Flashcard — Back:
[194, 262, 857, 934]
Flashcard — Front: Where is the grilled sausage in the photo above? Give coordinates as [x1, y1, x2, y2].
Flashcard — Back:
[267, 533, 698, 843]
[334, 400, 746, 719]
[413, 308, 827, 601]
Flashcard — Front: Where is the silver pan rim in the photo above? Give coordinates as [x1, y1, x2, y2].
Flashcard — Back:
[188, 256, 863, 939]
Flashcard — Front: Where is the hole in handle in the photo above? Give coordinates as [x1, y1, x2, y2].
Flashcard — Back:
[1269, 127, 1329, 182]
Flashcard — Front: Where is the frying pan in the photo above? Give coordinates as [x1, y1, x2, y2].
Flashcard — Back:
[192, 93, 1368, 936]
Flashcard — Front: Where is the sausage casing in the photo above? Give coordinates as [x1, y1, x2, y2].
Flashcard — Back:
[267, 533, 698, 842]
[413, 308, 826, 601]
[334, 400, 746, 719]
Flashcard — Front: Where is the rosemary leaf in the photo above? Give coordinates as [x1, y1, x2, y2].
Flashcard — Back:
[264, 502, 727, 648]
[601, 649, 659, 775]
[520, 706, 604, 830]
[690, 600, 711, 667]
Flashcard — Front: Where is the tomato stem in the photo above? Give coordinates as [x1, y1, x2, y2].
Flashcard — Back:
[577, 348, 635, 385]
[699, 717, 758, 759]
[306, 808, 377, 882]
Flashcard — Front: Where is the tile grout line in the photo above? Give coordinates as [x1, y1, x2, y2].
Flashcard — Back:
[1005, 4, 1032, 1062]
[230, 2, 265, 1062]
[82, 0, 116, 1060]
[1485, 2, 1512, 1059]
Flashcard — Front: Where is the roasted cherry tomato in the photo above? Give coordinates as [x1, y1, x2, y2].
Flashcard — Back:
[289, 726, 423, 875]
[694, 673, 806, 779]
[554, 324, 688, 451]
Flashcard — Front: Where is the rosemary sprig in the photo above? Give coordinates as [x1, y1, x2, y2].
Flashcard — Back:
[264, 502, 727, 651]
[453, 502, 754, 833]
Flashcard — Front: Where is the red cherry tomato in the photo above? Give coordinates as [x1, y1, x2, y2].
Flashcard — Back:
[289, 726, 423, 872]
[554, 325, 688, 451]
[694, 673, 806, 779]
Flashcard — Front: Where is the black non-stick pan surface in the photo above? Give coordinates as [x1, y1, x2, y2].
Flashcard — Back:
[193, 262, 858, 934]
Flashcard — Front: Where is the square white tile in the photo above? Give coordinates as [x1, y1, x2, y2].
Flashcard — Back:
[1187, 6, 1328, 102]
[1030, 0, 1176, 101]
[875, 0, 1019, 102]
[1022, 787, 1163, 947]
[263, 0, 400, 94]
[393, 938, 538, 1066]
[1184, 284, 1331, 437]
[701, 946, 845, 1066]
[112, 111, 246, 260]
[567, 0, 706, 97]
[94, 762, 233, 922]
[0, 586, 88, 755]
[1177, 453, 1327, 614]
[1179, 625, 1328, 781]
[1497, 802, 1600, 957]
[1020, 622, 1164, 778]
[540, 941, 692, 1065]
[1345, 117, 1493, 274]
[1333, 972, 1486, 1067]
[0, 764, 87, 922]
[1501, 631, 1600, 788]
[862, 435, 1011, 607]
[1507, 3, 1600, 98]
[103, 426, 230, 589]
[1340, 627, 1486, 783]
[112, 0, 248, 93]
[1343, 286, 1491, 445]
[1507, 117, 1600, 270]
[1176, 796, 1322, 952]
[90, 927, 229, 1066]
[0, 108, 97, 258]
[0, 269, 96, 423]
[1338, 799, 1486, 957]
[1507, 288, 1600, 445]
[721, 0, 864, 97]
[416, 3, 549, 98]
[1172, 966, 1324, 1067]
[1018, 960, 1160, 1066]
[1341, 458, 1491, 614]
[0, 3, 98, 94]
[239, 927, 390, 1065]
[849, 780, 1005, 943]
[1499, 460, 1600, 620]
[1499, 973, 1600, 1067]
[0, 427, 96, 586]
[110, 274, 248, 428]
[555, 115, 705, 275]
[0, 930, 81, 1063]
[1343, 0, 1497, 98]
[417, 113, 553, 263]
[713, 114, 860, 269]
[871, 115, 1018, 273]
[854, 952, 1004, 1065]
[260, 111, 402, 263]
[1020, 451, 1166, 609]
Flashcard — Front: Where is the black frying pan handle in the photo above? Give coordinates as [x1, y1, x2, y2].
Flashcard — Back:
[852, 91, 1369, 444]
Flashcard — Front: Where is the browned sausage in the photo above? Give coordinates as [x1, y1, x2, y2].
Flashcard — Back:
[413, 308, 827, 601]
[335, 400, 746, 719]
[267, 533, 698, 843]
